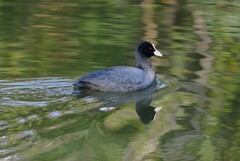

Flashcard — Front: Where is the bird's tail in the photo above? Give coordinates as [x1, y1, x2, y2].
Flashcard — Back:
[73, 82, 84, 87]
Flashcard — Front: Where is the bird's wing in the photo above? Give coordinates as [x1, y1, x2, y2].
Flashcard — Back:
[79, 66, 145, 91]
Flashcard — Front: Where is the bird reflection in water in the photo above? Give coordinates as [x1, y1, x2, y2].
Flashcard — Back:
[73, 77, 174, 124]
[135, 98, 162, 124]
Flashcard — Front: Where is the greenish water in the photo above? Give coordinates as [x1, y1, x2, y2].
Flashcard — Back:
[1, 0, 240, 161]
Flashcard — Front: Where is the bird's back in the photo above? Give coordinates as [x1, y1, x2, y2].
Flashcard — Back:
[74, 66, 154, 92]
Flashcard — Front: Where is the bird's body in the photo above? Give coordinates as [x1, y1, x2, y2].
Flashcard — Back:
[73, 41, 163, 92]
[74, 66, 155, 92]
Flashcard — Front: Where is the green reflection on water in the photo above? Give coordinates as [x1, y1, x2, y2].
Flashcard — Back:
[0, 0, 240, 161]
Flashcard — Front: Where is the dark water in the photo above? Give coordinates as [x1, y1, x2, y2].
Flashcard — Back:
[1, 0, 240, 161]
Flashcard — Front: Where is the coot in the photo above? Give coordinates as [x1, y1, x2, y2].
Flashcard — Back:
[73, 41, 163, 92]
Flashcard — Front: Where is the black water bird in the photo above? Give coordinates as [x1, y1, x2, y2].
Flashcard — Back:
[73, 41, 163, 92]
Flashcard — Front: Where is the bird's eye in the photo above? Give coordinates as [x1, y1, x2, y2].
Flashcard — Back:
[149, 47, 153, 50]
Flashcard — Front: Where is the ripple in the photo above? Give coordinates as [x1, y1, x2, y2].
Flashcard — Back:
[0, 77, 74, 107]
[0, 75, 178, 160]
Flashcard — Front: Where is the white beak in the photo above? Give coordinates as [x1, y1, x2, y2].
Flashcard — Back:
[151, 43, 163, 57]
[154, 50, 163, 57]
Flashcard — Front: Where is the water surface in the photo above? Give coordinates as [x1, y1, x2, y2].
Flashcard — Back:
[0, 0, 240, 161]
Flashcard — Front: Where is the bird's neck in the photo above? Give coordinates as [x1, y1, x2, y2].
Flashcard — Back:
[136, 52, 155, 72]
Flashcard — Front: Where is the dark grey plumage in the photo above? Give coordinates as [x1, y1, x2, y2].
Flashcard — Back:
[73, 41, 163, 92]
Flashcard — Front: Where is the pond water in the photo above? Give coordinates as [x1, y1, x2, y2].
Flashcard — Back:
[1, 0, 240, 161]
